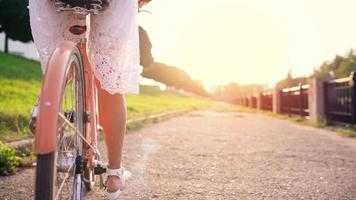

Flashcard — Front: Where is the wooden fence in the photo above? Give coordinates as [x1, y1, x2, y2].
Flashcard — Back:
[280, 84, 309, 117]
[234, 72, 356, 125]
[324, 73, 356, 124]
[261, 91, 273, 111]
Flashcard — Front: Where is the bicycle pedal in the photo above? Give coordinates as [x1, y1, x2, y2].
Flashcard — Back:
[64, 110, 75, 123]
[29, 117, 37, 134]
[29, 100, 39, 134]
[97, 125, 103, 133]
[84, 112, 91, 123]
[94, 162, 107, 175]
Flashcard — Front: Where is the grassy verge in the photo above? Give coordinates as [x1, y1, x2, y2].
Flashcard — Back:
[0, 52, 211, 142]
[0, 53, 41, 142]
[126, 85, 210, 119]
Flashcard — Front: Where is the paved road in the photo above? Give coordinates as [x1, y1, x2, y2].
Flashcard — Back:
[1, 105, 356, 199]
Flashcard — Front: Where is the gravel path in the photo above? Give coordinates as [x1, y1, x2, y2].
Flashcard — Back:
[1, 105, 356, 199]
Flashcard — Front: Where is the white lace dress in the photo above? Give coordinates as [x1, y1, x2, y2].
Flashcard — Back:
[29, 0, 140, 95]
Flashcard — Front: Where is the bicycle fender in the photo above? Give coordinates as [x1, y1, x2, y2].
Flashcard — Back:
[35, 41, 79, 155]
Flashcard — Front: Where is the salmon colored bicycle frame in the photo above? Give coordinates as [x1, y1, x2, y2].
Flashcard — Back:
[34, 39, 98, 165]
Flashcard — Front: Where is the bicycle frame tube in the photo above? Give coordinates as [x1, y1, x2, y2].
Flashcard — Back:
[78, 43, 99, 167]
[35, 41, 99, 155]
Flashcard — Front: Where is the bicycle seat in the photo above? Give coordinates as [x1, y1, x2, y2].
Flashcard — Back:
[55, 0, 109, 11]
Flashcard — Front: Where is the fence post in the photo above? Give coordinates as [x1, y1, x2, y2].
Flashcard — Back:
[248, 96, 253, 108]
[273, 88, 281, 114]
[257, 92, 263, 110]
[287, 87, 291, 117]
[308, 78, 327, 124]
[351, 72, 356, 124]
[299, 83, 303, 117]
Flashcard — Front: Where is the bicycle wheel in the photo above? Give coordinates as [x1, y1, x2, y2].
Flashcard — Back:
[35, 47, 87, 200]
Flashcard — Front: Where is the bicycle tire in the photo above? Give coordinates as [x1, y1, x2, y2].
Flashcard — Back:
[35, 47, 87, 200]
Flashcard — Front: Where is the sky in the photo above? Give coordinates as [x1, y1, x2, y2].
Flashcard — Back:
[139, 0, 356, 90]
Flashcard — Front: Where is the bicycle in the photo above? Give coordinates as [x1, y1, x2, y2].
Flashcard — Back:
[31, 1, 110, 199]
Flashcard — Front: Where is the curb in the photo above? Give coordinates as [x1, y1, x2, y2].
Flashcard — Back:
[127, 109, 190, 124]
[5, 109, 191, 151]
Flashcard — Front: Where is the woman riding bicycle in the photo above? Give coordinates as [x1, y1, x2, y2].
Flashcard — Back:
[29, 0, 151, 199]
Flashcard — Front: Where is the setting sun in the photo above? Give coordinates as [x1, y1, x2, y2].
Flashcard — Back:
[140, 0, 356, 89]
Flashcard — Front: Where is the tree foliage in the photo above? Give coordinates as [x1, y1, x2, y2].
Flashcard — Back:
[142, 62, 210, 97]
[276, 70, 307, 88]
[0, 0, 32, 42]
[139, 26, 154, 67]
[0, 141, 20, 176]
[312, 49, 356, 79]
[213, 82, 266, 101]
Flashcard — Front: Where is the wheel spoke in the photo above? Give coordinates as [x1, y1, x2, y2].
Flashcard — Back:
[54, 62, 85, 199]
[55, 164, 75, 200]
[58, 113, 100, 156]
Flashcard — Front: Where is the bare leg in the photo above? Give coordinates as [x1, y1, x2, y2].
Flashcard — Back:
[96, 79, 127, 192]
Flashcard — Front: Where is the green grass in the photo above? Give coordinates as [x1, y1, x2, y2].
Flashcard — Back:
[0, 52, 211, 142]
[0, 53, 41, 142]
[334, 128, 356, 138]
[126, 86, 210, 119]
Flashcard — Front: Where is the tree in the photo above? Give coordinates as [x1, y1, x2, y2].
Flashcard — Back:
[311, 49, 356, 79]
[142, 62, 210, 97]
[276, 70, 307, 88]
[139, 26, 154, 67]
[212, 82, 266, 101]
[0, 0, 32, 53]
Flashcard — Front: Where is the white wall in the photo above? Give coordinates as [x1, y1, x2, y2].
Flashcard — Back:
[0, 33, 39, 60]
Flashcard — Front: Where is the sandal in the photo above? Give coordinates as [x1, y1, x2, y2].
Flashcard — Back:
[106, 167, 131, 200]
